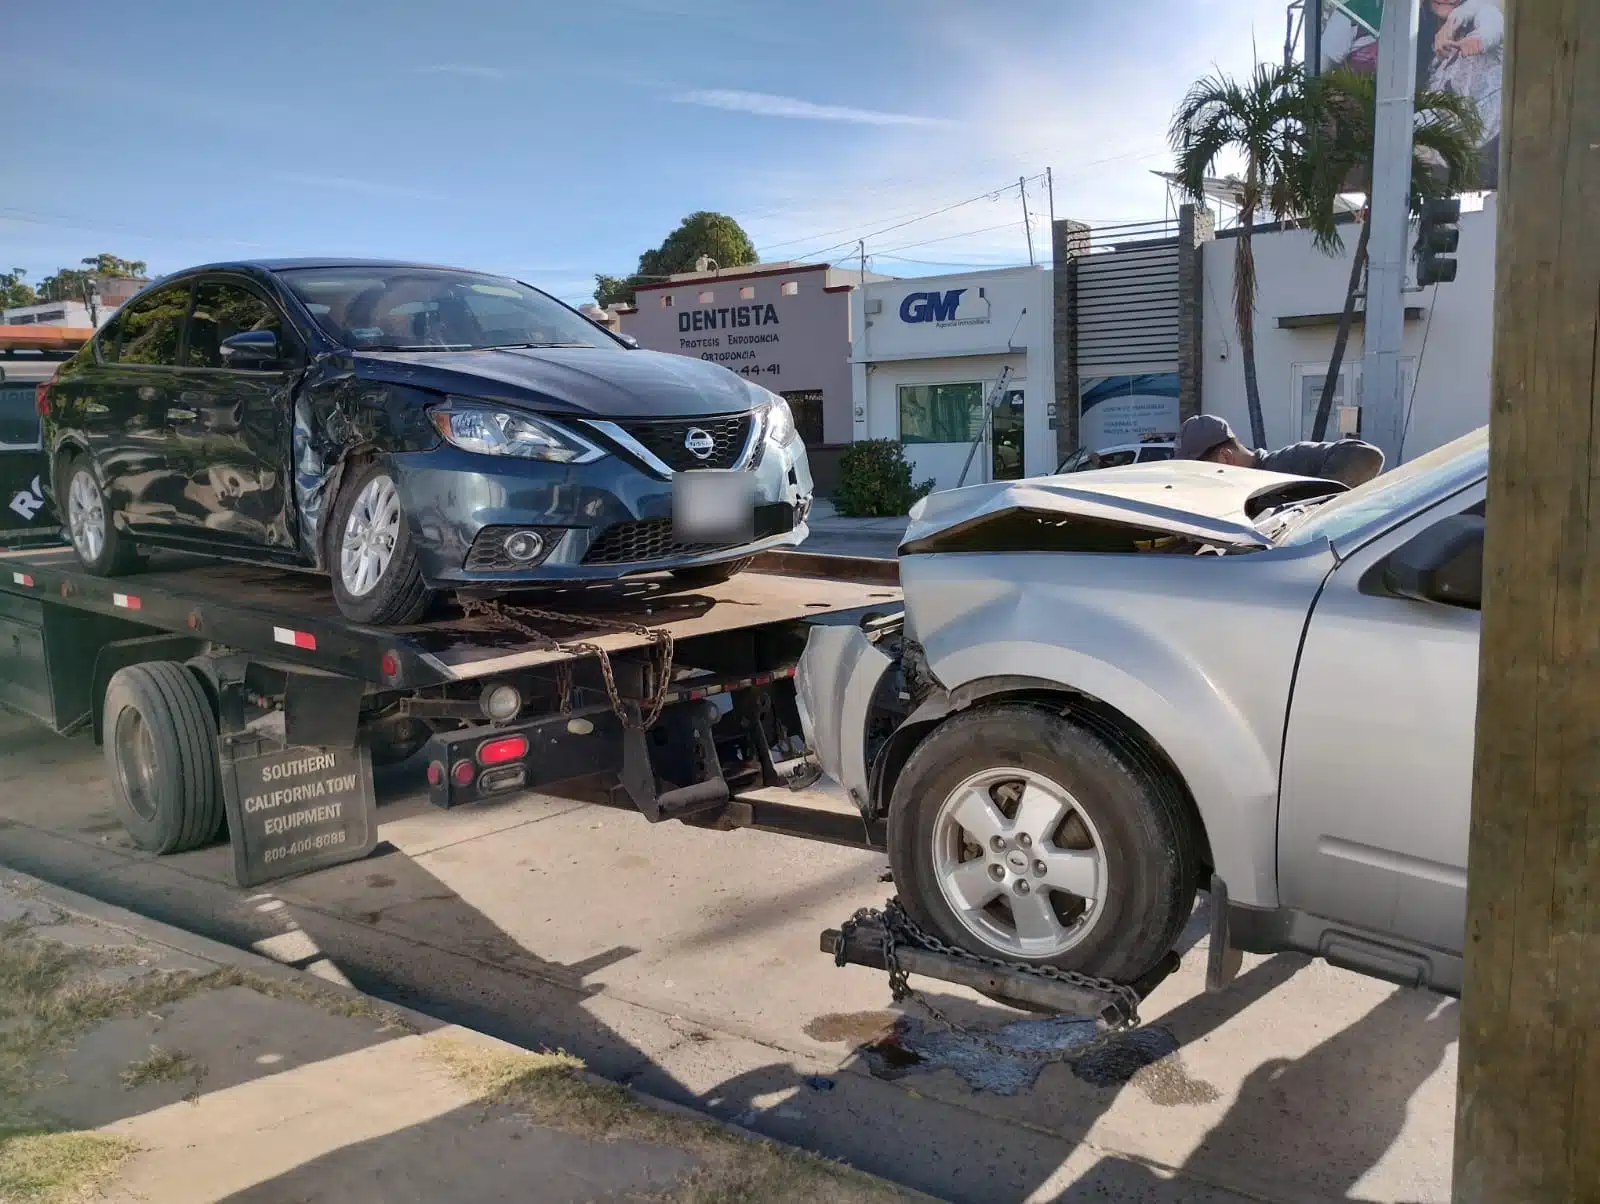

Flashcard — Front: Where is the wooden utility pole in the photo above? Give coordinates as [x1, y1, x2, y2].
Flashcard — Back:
[1453, 2, 1600, 1202]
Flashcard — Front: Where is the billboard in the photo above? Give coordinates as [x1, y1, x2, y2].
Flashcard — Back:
[1079, 373, 1180, 453]
[1312, 0, 1502, 189]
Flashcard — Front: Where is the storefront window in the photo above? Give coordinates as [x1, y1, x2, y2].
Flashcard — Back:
[898, 382, 983, 444]
[779, 390, 825, 446]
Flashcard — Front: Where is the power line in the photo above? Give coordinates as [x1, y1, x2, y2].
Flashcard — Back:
[768, 173, 1047, 263]
[874, 218, 1038, 257]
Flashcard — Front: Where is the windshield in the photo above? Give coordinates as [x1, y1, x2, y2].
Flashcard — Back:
[1273, 426, 1489, 548]
[279, 267, 617, 353]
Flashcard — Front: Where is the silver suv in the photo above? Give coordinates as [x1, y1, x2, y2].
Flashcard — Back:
[799, 426, 1486, 994]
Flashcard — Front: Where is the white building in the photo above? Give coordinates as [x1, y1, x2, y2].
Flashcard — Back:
[1200, 197, 1496, 460]
[850, 266, 1055, 491]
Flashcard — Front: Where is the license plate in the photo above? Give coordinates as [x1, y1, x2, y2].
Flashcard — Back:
[673, 470, 754, 544]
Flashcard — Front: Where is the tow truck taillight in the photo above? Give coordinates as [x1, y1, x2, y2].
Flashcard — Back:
[477, 735, 529, 765]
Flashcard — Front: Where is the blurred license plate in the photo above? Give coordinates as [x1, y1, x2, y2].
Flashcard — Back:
[673, 470, 754, 544]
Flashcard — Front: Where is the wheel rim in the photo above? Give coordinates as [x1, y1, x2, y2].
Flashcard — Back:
[67, 470, 106, 562]
[930, 767, 1109, 959]
[113, 707, 160, 823]
[339, 474, 401, 598]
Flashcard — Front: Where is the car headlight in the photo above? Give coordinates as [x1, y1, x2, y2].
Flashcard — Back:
[429, 400, 605, 463]
[746, 383, 797, 447]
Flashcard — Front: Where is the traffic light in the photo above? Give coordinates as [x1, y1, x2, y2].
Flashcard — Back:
[1416, 198, 1462, 286]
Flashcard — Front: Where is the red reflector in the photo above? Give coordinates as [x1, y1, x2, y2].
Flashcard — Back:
[34, 381, 51, 417]
[380, 651, 401, 678]
[752, 672, 773, 686]
[451, 760, 476, 786]
[477, 735, 529, 766]
[427, 761, 444, 787]
[112, 592, 141, 610]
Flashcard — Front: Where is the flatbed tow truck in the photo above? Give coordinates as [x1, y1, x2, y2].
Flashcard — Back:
[0, 539, 1173, 1030]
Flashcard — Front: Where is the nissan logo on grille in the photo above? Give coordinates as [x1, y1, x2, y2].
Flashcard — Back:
[683, 427, 715, 459]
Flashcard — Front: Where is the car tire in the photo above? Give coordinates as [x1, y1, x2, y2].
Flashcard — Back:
[102, 662, 225, 855]
[61, 455, 142, 576]
[668, 557, 753, 589]
[328, 459, 433, 625]
[887, 703, 1197, 985]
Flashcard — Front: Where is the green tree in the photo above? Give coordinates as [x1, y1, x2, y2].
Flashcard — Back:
[38, 253, 149, 322]
[1170, 62, 1315, 449]
[1300, 69, 1481, 440]
[1, 268, 39, 310]
[594, 212, 758, 306]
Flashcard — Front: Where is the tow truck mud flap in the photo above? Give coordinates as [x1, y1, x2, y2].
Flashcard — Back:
[220, 734, 378, 888]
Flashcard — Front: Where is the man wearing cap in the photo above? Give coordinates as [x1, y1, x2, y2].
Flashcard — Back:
[1174, 415, 1385, 488]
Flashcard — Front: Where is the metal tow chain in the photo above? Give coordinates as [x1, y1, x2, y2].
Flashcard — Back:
[835, 898, 1144, 1064]
[459, 596, 675, 730]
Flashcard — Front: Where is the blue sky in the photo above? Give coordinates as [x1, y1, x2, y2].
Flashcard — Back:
[3, 0, 1289, 306]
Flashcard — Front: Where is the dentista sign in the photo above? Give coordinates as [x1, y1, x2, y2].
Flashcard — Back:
[676, 303, 785, 379]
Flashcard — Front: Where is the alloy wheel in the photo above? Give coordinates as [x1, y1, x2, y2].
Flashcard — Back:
[67, 469, 106, 562]
[930, 766, 1108, 959]
[340, 474, 402, 598]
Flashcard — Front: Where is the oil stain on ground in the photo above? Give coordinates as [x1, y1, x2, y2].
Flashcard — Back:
[803, 1010, 901, 1046]
[854, 1014, 1219, 1101]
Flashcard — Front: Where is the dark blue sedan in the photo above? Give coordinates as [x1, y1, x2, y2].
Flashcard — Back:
[38, 260, 813, 623]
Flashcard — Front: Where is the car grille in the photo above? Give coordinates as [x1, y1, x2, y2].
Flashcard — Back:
[464, 526, 565, 571]
[614, 412, 755, 472]
[582, 504, 795, 566]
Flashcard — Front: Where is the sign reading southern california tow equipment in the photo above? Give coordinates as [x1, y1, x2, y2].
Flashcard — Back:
[220, 739, 377, 887]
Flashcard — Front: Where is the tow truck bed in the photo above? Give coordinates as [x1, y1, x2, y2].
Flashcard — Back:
[0, 545, 901, 694]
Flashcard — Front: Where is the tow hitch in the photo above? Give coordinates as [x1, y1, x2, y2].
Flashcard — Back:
[822, 900, 1180, 1051]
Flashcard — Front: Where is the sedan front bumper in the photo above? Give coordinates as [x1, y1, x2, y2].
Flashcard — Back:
[391, 435, 813, 587]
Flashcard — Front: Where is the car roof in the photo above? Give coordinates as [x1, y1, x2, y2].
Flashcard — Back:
[173, 258, 501, 277]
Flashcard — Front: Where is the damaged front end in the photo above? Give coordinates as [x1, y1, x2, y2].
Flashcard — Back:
[797, 462, 1348, 819]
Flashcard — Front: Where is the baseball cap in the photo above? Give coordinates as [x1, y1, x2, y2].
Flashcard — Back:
[1175, 414, 1237, 460]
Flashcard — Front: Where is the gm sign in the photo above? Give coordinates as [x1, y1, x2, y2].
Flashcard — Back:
[899, 289, 966, 324]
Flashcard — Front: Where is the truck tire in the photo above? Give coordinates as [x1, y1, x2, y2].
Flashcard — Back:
[103, 662, 225, 854]
[328, 459, 432, 625]
[61, 454, 142, 576]
[887, 703, 1197, 985]
[669, 557, 753, 590]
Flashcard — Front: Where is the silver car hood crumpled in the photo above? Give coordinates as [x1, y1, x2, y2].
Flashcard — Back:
[900, 461, 1346, 551]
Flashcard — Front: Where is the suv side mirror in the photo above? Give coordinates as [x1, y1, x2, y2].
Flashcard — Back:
[219, 330, 281, 369]
[1382, 513, 1484, 609]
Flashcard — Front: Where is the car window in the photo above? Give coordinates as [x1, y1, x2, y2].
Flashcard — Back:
[94, 315, 123, 365]
[1138, 446, 1174, 462]
[1097, 449, 1138, 468]
[186, 280, 286, 370]
[0, 377, 40, 449]
[278, 267, 615, 352]
[1057, 448, 1091, 473]
[118, 283, 191, 367]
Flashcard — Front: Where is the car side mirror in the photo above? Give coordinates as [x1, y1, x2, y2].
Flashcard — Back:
[616, 333, 639, 350]
[1382, 513, 1484, 608]
[219, 330, 281, 369]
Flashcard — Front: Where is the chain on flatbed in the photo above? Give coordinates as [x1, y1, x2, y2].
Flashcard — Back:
[835, 898, 1144, 1064]
[459, 596, 675, 729]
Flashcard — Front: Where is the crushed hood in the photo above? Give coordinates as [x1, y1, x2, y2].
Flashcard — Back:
[902, 461, 1347, 552]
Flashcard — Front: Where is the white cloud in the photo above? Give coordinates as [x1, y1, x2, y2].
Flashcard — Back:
[725, 1, 1286, 273]
[271, 173, 448, 202]
[418, 63, 516, 82]
[674, 89, 952, 127]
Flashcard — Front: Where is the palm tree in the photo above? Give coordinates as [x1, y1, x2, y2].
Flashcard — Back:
[1301, 69, 1482, 440]
[1170, 62, 1313, 449]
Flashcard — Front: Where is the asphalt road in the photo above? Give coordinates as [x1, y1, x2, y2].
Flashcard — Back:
[0, 707, 1460, 1203]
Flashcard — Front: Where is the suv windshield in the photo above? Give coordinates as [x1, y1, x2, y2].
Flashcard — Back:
[279, 267, 616, 353]
[1273, 426, 1489, 547]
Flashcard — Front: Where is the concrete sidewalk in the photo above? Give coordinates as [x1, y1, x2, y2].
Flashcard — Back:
[0, 871, 919, 1204]
[802, 499, 908, 559]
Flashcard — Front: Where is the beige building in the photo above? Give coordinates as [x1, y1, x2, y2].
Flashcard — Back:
[617, 262, 887, 471]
